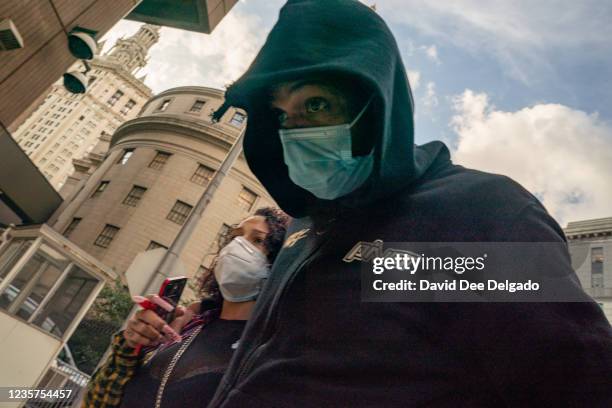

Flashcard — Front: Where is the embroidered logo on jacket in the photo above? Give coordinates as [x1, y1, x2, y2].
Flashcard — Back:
[283, 228, 310, 248]
[343, 239, 419, 263]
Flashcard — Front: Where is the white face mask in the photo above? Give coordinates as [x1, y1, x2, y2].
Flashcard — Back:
[214, 236, 270, 302]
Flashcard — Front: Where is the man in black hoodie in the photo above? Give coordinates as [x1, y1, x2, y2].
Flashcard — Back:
[209, 1, 612, 406]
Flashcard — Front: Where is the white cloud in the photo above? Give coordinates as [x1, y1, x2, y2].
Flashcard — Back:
[450, 89, 612, 225]
[407, 70, 421, 90]
[101, 9, 270, 94]
[378, 0, 612, 83]
[403, 39, 416, 57]
[420, 45, 440, 64]
[422, 82, 438, 109]
[381, 0, 611, 48]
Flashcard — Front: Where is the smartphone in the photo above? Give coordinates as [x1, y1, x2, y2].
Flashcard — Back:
[155, 276, 187, 323]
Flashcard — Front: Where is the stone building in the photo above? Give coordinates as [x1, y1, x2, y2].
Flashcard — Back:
[11, 24, 159, 192]
[50, 86, 274, 299]
[565, 217, 612, 322]
[1, 0, 239, 228]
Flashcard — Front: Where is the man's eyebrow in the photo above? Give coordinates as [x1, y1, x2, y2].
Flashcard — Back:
[269, 79, 326, 108]
[271, 80, 323, 97]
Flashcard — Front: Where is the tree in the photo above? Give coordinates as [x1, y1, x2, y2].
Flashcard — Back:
[67, 279, 132, 374]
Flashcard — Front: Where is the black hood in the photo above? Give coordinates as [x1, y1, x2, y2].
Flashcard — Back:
[213, 0, 450, 218]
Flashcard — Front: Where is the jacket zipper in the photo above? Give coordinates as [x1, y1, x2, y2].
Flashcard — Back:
[211, 235, 330, 406]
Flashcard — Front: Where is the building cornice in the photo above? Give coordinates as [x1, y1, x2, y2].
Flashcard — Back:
[111, 115, 239, 150]
[108, 117, 269, 197]
[91, 59, 152, 97]
[564, 217, 612, 240]
[142, 86, 226, 112]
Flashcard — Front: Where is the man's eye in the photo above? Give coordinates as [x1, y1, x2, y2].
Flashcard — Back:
[305, 98, 329, 113]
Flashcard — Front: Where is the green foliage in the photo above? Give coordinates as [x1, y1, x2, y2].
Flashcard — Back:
[67, 279, 133, 374]
[90, 279, 134, 322]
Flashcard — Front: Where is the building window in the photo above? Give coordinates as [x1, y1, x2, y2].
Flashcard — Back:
[229, 112, 246, 127]
[167, 201, 193, 225]
[149, 151, 171, 170]
[237, 187, 258, 211]
[157, 99, 171, 112]
[0, 243, 69, 322]
[123, 186, 147, 207]
[94, 225, 120, 248]
[189, 99, 206, 112]
[117, 149, 134, 165]
[121, 99, 137, 115]
[591, 247, 604, 288]
[63, 218, 82, 238]
[147, 241, 168, 251]
[107, 90, 124, 106]
[32, 266, 98, 338]
[191, 164, 214, 186]
[91, 181, 109, 198]
[0, 239, 34, 282]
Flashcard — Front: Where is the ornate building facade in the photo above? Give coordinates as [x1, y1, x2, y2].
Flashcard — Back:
[50, 86, 274, 300]
[565, 217, 612, 322]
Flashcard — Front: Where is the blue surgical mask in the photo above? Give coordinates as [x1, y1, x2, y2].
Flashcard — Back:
[279, 98, 374, 200]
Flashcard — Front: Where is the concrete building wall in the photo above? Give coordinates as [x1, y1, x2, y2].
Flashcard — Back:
[565, 217, 612, 323]
[0, 311, 62, 393]
[570, 239, 612, 293]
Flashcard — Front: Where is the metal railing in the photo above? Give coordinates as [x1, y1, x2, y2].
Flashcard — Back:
[25, 358, 90, 408]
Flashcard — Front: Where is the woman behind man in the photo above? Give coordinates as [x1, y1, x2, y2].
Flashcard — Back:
[83, 207, 289, 407]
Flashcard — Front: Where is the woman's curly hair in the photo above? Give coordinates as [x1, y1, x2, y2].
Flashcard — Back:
[197, 207, 290, 310]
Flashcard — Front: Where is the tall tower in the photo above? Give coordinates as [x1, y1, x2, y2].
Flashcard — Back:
[11, 24, 158, 192]
[106, 24, 161, 74]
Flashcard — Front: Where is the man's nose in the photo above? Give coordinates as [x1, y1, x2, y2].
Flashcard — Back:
[282, 113, 311, 129]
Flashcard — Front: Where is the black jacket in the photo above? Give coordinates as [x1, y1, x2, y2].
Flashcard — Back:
[209, 1, 612, 406]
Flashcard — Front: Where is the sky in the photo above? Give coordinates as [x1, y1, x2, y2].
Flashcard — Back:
[101, 0, 612, 227]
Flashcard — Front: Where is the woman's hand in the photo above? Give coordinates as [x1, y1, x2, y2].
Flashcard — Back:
[168, 301, 200, 333]
[168, 305, 190, 333]
[124, 295, 183, 348]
